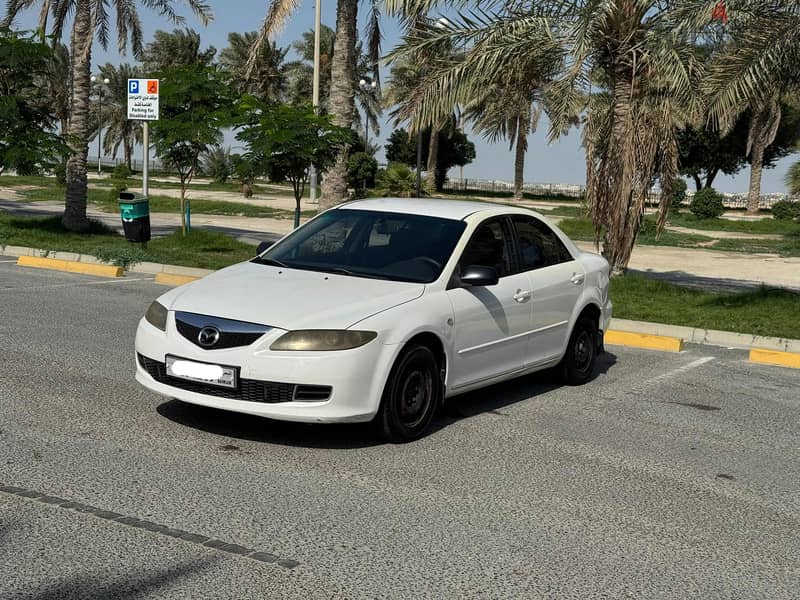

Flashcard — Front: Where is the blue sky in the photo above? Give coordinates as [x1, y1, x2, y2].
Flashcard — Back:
[11, 0, 797, 193]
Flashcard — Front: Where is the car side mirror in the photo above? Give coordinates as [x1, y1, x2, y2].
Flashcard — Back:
[256, 241, 272, 255]
[461, 265, 499, 287]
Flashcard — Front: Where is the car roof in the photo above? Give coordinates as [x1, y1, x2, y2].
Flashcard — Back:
[338, 197, 529, 220]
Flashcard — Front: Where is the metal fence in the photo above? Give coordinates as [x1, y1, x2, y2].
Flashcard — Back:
[442, 178, 797, 210]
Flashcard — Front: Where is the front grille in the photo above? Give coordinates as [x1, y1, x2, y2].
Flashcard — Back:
[174, 311, 272, 350]
[138, 354, 331, 404]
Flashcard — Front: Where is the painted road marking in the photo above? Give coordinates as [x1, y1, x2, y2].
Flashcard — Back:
[2, 278, 152, 292]
[647, 356, 716, 384]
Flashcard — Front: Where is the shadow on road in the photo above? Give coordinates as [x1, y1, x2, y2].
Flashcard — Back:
[157, 351, 618, 448]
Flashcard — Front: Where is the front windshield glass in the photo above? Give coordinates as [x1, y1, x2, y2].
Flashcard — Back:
[257, 209, 467, 283]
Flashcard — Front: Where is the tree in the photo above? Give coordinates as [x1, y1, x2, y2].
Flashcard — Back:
[2, 0, 212, 231]
[678, 104, 800, 191]
[347, 151, 378, 192]
[151, 65, 236, 235]
[285, 24, 336, 108]
[251, 0, 382, 208]
[383, 125, 475, 191]
[0, 27, 66, 174]
[91, 63, 143, 171]
[219, 31, 287, 101]
[387, 1, 702, 273]
[384, 128, 418, 166]
[141, 28, 216, 73]
[201, 146, 233, 183]
[787, 161, 800, 196]
[677, 0, 800, 212]
[236, 101, 356, 227]
[43, 41, 69, 138]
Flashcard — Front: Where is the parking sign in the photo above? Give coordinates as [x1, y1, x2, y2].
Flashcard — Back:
[127, 78, 159, 121]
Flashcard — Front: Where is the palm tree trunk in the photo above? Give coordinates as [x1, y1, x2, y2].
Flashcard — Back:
[320, 0, 358, 209]
[513, 119, 528, 201]
[63, 0, 92, 232]
[425, 128, 439, 194]
[747, 136, 766, 214]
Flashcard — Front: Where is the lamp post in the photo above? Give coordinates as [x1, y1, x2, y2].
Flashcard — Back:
[90, 75, 110, 176]
[358, 78, 378, 150]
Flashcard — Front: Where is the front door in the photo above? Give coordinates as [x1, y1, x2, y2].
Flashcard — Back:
[446, 218, 534, 390]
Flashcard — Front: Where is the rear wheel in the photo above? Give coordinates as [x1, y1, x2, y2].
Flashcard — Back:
[376, 344, 441, 442]
[561, 317, 598, 385]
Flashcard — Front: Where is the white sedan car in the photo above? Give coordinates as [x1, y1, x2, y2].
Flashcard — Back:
[135, 198, 612, 441]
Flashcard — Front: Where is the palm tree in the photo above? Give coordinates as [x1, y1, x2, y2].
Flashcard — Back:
[250, 0, 382, 208]
[43, 42, 70, 138]
[219, 31, 287, 101]
[285, 24, 336, 108]
[94, 63, 143, 170]
[389, 1, 702, 273]
[787, 161, 800, 196]
[678, 1, 800, 213]
[141, 27, 216, 73]
[3, 1, 212, 232]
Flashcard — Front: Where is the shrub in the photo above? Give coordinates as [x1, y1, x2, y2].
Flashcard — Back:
[376, 163, 416, 198]
[669, 177, 687, 211]
[53, 162, 67, 186]
[94, 245, 147, 269]
[347, 152, 378, 190]
[112, 164, 132, 180]
[771, 200, 800, 221]
[108, 182, 128, 203]
[201, 147, 233, 184]
[690, 187, 725, 219]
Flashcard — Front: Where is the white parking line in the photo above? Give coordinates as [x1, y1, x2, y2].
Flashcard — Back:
[2, 278, 152, 292]
[0, 260, 20, 263]
[647, 356, 716, 384]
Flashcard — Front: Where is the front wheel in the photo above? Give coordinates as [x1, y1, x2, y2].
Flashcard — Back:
[376, 344, 441, 442]
[560, 317, 598, 385]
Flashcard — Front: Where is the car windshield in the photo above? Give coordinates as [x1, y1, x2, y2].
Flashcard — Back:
[256, 209, 467, 283]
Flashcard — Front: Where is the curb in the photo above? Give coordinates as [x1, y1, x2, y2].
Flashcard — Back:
[154, 273, 201, 286]
[16, 255, 122, 278]
[604, 330, 683, 353]
[749, 349, 800, 370]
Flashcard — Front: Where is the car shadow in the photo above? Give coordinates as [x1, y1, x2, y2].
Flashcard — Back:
[157, 352, 618, 448]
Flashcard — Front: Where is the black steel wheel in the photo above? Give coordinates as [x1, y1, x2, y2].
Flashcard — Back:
[376, 344, 441, 442]
[561, 317, 598, 385]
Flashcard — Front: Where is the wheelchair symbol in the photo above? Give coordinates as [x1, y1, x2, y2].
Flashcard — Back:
[129, 80, 139, 94]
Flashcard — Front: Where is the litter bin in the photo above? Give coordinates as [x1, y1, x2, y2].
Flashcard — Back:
[119, 191, 151, 244]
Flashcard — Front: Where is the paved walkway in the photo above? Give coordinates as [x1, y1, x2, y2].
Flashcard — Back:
[3, 197, 799, 291]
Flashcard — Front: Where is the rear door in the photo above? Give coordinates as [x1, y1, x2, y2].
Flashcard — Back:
[446, 217, 534, 390]
[511, 215, 584, 365]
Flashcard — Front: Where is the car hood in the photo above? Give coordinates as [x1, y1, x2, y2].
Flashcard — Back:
[163, 261, 425, 331]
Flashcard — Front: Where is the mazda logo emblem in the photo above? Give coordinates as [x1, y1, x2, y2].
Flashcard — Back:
[197, 326, 221, 348]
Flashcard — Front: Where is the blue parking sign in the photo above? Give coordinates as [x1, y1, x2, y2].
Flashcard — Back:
[129, 80, 139, 94]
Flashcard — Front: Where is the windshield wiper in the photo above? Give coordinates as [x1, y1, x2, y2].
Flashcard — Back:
[252, 257, 288, 268]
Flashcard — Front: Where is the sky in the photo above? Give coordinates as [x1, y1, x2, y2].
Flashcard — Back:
[10, 0, 798, 193]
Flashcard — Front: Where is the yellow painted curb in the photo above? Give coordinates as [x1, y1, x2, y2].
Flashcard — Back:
[154, 272, 200, 287]
[17, 255, 123, 278]
[605, 329, 683, 353]
[749, 348, 800, 369]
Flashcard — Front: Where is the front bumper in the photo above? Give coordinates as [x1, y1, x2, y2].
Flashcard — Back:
[134, 315, 398, 423]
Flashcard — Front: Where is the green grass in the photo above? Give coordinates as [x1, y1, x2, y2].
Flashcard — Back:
[666, 212, 800, 235]
[611, 274, 800, 339]
[0, 214, 255, 270]
[0, 175, 56, 187]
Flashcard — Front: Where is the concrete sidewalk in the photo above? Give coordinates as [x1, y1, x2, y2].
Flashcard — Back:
[3, 197, 799, 291]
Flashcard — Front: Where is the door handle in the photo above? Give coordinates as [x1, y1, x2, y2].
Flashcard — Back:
[513, 289, 532, 302]
[570, 273, 585, 285]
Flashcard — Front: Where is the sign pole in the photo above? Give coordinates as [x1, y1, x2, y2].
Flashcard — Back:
[142, 120, 149, 197]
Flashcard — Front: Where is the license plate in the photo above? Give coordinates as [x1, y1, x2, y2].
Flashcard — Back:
[165, 356, 237, 389]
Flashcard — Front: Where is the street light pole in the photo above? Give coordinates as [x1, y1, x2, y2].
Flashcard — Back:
[91, 75, 110, 176]
[309, 0, 322, 205]
[358, 78, 377, 191]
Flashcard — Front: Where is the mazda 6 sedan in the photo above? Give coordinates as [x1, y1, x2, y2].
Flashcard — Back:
[135, 198, 612, 441]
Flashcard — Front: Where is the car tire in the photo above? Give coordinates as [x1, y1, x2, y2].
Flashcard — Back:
[560, 316, 598, 385]
[376, 344, 441, 442]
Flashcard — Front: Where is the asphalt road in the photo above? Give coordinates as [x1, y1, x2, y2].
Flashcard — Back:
[1, 258, 798, 599]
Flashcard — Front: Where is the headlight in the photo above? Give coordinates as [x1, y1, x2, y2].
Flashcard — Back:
[270, 330, 377, 351]
[145, 301, 168, 331]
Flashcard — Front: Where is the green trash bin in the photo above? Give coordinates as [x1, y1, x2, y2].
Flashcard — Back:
[119, 191, 151, 243]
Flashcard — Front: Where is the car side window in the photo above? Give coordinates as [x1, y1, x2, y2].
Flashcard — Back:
[458, 219, 513, 278]
[512, 216, 573, 271]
